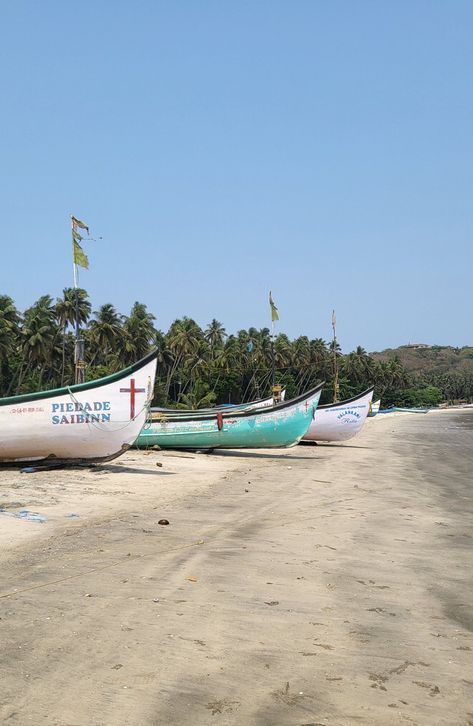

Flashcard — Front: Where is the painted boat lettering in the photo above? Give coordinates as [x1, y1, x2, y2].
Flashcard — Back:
[10, 406, 45, 414]
[332, 404, 367, 413]
[336, 408, 361, 423]
[51, 401, 111, 425]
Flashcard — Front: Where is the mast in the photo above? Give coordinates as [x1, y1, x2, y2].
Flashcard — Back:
[332, 309, 339, 403]
[269, 291, 282, 403]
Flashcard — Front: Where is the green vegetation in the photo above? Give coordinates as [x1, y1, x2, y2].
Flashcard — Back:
[0, 291, 471, 407]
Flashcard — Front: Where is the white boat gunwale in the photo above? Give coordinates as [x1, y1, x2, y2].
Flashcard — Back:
[317, 386, 375, 410]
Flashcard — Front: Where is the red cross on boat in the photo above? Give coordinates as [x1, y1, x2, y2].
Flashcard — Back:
[120, 378, 146, 420]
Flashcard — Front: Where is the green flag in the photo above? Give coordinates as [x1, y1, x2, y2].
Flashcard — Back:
[71, 215, 90, 269]
[269, 291, 279, 322]
[73, 238, 89, 268]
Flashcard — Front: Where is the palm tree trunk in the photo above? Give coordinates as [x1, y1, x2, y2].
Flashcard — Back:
[164, 354, 183, 402]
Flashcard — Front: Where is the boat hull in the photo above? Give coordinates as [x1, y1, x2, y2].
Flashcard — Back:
[0, 351, 158, 463]
[136, 386, 322, 450]
[303, 388, 374, 442]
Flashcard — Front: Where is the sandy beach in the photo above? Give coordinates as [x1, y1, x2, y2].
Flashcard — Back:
[0, 410, 472, 726]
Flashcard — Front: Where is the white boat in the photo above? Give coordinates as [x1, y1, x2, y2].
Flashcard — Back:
[0, 350, 158, 463]
[368, 399, 381, 417]
[303, 387, 374, 442]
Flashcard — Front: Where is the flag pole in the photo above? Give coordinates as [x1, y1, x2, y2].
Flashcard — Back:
[71, 215, 85, 384]
[269, 291, 281, 403]
[332, 309, 339, 403]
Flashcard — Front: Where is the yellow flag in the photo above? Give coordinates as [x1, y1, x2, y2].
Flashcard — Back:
[269, 291, 279, 322]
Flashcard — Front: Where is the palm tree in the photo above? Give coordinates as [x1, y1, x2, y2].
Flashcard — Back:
[88, 304, 123, 368]
[120, 302, 157, 365]
[55, 287, 91, 384]
[176, 380, 216, 410]
[205, 319, 226, 352]
[216, 335, 240, 373]
[309, 337, 331, 385]
[55, 287, 91, 331]
[19, 296, 58, 390]
[0, 295, 21, 394]
[164, 318, 205, 401]
[212, 335, 245, 402]
[249, 328, 272, 394]
[343, 346, 374, 387]
[0, 295, 21, 360]
[292, 336, 311, 394]
[274, 334, 292, 370]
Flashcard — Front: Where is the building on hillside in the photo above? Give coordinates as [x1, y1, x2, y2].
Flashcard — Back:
[403, 343, 432, 350]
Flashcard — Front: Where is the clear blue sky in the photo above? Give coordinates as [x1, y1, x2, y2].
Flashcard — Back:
[1, 0, 472, 351]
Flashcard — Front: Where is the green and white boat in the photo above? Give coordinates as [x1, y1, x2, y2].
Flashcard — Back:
[0, 350, 158, 464]
[135, 383, 324, 450]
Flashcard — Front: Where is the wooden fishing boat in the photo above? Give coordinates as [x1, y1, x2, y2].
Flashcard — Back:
[151, 390, 286, 416]
[0, 350, 158, 463]
[368, 399, 381, 417]
[303, 387, 374, 442]
[135, 383, 323, 450]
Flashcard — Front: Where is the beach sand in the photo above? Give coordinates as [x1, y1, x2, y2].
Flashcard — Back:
[0, 410, 472, 725]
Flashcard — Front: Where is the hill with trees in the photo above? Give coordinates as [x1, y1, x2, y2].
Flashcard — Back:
[370, 345, 473, 405]
[371, 344, 473, 375]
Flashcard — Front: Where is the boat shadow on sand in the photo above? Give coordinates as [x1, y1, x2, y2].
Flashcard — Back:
[0, 462, 175, 476]
[94, 464, 175, 476]
[204, 450, 321, 461]
[299, 441, 371, 450]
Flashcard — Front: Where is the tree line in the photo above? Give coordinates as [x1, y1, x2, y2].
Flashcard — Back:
[1, 290, 472, 407]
